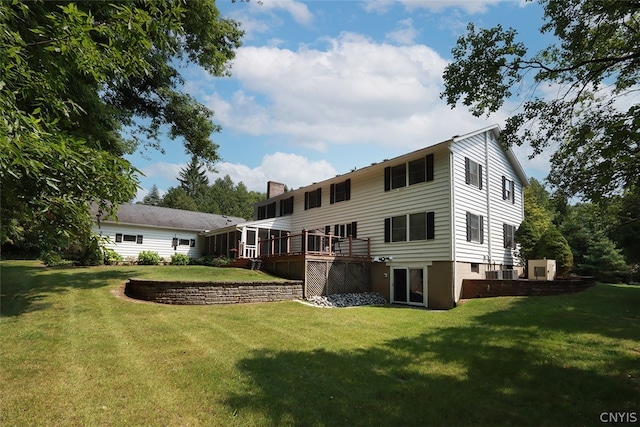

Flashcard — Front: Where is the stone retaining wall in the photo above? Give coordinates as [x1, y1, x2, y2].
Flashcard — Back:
[125, 278, 304, 305]
[461, 277, 596, 299]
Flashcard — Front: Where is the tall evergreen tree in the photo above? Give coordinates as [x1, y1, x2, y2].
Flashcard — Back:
[178, 156, 209, 200]
[141, 185, 161, 206]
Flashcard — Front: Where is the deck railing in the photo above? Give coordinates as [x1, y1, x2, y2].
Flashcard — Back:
[258, 230, 371, 258]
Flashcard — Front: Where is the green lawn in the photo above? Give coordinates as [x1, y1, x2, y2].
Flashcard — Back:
[1, 260, 638, 426]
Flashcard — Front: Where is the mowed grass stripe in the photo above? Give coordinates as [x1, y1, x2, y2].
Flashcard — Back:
[1, 261, 638, 426]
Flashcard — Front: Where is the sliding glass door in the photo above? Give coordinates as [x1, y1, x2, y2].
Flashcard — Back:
[392, 268, 426, 306]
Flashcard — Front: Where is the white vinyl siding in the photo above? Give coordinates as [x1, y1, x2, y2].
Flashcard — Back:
[288, 147, 452, 265]
[93, 223, 202, 260]
[451, 129, 524, 265]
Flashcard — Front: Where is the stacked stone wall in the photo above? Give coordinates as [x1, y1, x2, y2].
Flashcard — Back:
[125, 279, 303, 305]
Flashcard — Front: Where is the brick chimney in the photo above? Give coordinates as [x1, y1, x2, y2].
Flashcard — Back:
[267, 181, 286, 199]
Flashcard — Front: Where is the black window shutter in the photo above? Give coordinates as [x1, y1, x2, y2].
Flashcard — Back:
[478, 165, 483, 190]
[334, 224, 339, 236]
[325, 225, 331, 235]
[304, 191, 309, 210]
[384, 218, 391, 242]
[384, 167, 391, 191]
[511, 181, 515, 204]
[316, 188, 322, 207]
[480, 216, 484, 244]
[465, 212, 471, 242]
[345, 179, 351, 200]
[502, 176, 506, 200]
[503, 223, 508, 248]
[464, 157, 470, 184]
[351, 221, 357, 238]
[330, 184, 335, 204]
[427, 212, 435, 240]
[115, 233, 122, 243]
[346, 223, 352, 237]
[426, 154, 434, 182]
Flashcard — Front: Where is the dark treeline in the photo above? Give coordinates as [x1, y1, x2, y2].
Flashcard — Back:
[517, 179, 639, 283]
[140, 156, 266, 220]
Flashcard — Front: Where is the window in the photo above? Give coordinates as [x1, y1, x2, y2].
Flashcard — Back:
[385, 154, 435, 191]
[280, 196, 294, 216]
[409, 212, 426, 241]
[123, 234, 137, 242]
[391, 215, 406, 242]
[385, 212, 434, 242]
[115, 233, 122, 243]
[502, 176, 515, 203]
[465, 157, 482, 189]
[330, 179, 351, 204]
[257, 202, 276, 220]
[408, 154, 434, 185]
[503, 224, 517, 248]
[471, 263, 480, 273]
[330, 222, 358, 238]
[304, 188, 322, 210]
[179, 239, 190, 246]
[466, 212, 484, 243]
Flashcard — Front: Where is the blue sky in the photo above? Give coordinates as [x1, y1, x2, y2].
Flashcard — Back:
[126, 0, 556, 200]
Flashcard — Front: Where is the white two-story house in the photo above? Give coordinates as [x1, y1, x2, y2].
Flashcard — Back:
[203, 124, 527, 309]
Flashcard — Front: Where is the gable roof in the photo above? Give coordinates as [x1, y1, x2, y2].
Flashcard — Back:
[260, 124, 528, 203]
[94, 203, 246, 232]
[451, 124, 528, 186]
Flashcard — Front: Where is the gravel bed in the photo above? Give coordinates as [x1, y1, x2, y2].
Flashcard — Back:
[305, 292, 388, 308]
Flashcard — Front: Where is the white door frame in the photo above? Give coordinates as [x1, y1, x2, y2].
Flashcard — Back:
[390, 264, 430, 307]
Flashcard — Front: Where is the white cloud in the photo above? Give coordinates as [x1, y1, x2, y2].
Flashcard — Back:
[253, 0, 313, 25]
[398, 0, 504, 14]
[386, 18, 420, 45]
[204, 32, 488, 152]
[208, 152, 337, 192]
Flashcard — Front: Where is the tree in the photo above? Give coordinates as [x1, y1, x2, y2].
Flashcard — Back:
[515, 178, 555, 265]
[561, 204, 628, 281]
[1, 1, 243, 256]
[534, 226, 573, 276]
[141, 185, 162, 206]
[159, 187, 199, 212]
[178, 156, 209, 201]
[441, 1, 640, 203]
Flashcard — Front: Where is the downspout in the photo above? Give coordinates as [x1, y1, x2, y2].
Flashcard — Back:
[484, 131, 493, 268]
[449, 146, 457, 307]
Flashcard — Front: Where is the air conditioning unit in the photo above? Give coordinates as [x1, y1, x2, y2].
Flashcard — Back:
[501, 270, 519, 280]
[485, 270, 502, 280]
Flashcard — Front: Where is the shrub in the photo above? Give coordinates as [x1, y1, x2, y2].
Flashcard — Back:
[137, 251, 160, 265]
[40, 251, 73, 267]
[79, 235, 104, 266]
[171, 253, 190, 265]
[190, 255, 230, 267]
[103, 248, 122, 265]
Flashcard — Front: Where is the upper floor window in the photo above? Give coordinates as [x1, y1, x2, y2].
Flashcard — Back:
[304, 188, 322, 210]
[257, 201, 276, 220]
[465, 157, 483, 189]
[502, 176, 515, 203]
[330, 179, 351, 204]
[279, 196, 294, 216]
[385, 154, 434, 191]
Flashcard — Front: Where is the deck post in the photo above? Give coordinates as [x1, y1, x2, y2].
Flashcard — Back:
[286, 232, 290, 255]
[348, 236, 353, 257]
[367, 238, 371, 257]
[302, 229, 308, 255]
